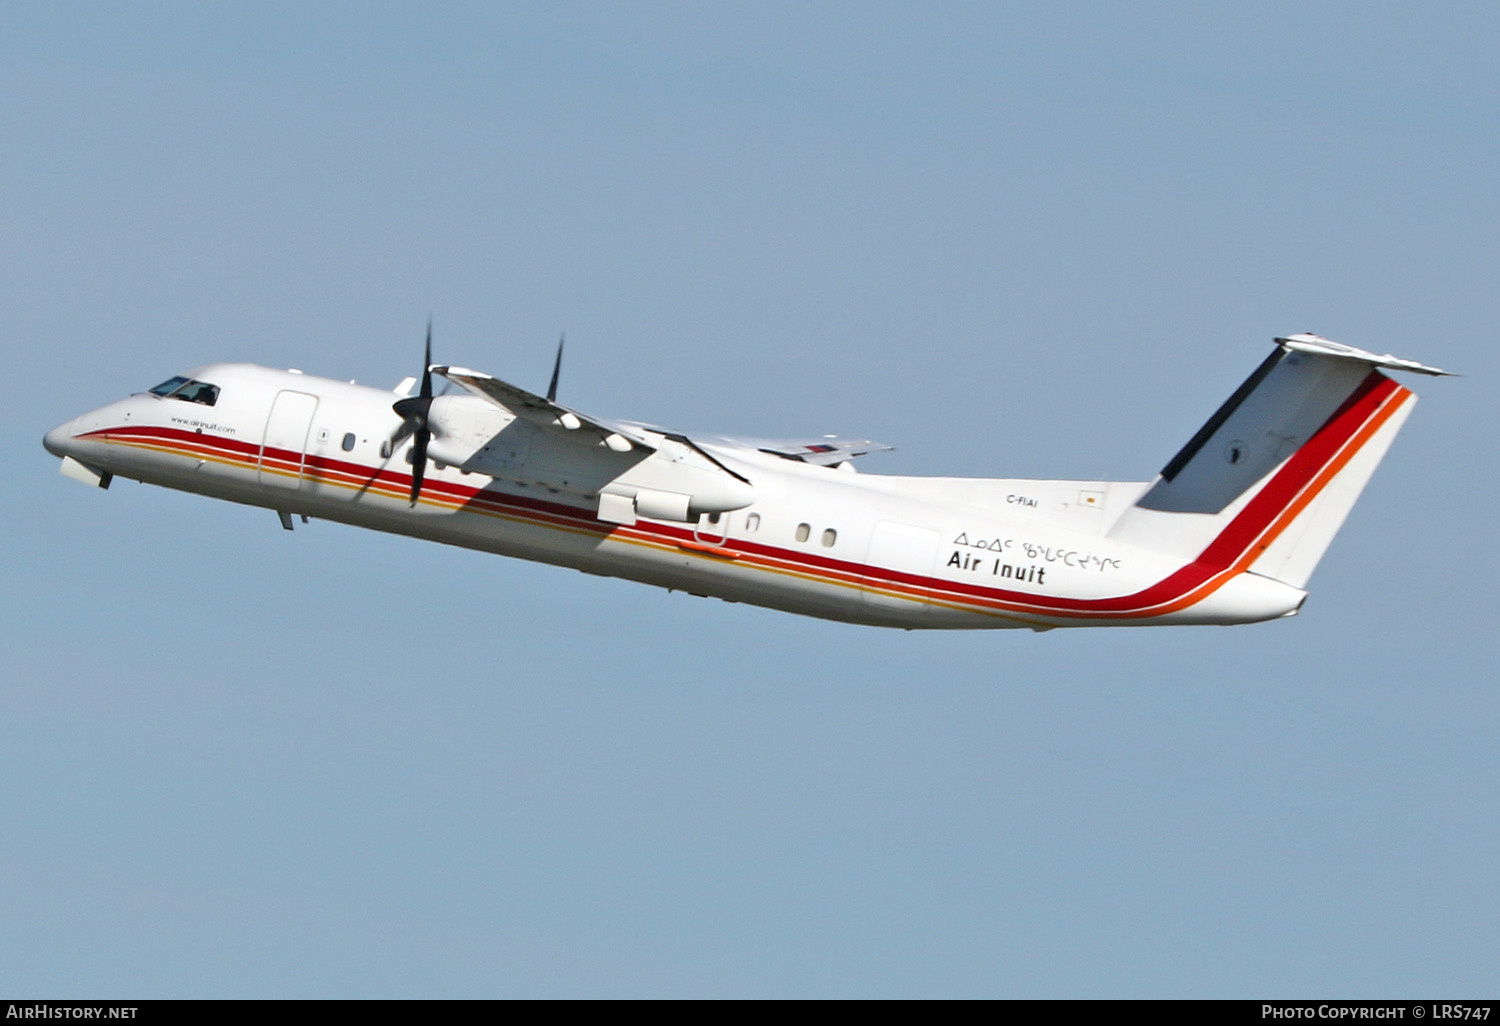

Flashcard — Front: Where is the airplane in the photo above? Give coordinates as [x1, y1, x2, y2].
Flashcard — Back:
[43, 331, 1450, 631]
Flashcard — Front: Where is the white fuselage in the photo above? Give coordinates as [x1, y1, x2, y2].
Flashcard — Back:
[44, 362, 1312, 630]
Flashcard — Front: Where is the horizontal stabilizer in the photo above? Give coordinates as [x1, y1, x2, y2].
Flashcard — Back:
[706, 433, 893, 466]
[1276, 334, 1455, 377]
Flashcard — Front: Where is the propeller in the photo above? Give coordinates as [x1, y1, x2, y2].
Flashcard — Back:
[391, 322, 435, 507]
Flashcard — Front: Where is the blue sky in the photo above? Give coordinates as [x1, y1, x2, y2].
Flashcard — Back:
[3, 2, 1495, 997]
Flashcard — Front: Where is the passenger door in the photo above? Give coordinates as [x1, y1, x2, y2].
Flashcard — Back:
[259, 390, 318, 489]
[861, 521, 939, 617]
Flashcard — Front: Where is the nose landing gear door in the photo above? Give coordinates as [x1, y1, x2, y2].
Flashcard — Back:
[260, 390, 319, 489]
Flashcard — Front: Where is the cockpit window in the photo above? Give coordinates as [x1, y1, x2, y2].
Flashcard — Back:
[149, 376, 190, 397]
[147, 376, 220, 407]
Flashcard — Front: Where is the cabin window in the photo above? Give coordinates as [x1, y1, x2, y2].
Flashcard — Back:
[821, 528, 837, 548]
[341, 432, 356, 452]
[380, 440, 392, 459]
[745, 513, 760, 533]
[795, 523, 810, 543]
[147, 376, 219, 407]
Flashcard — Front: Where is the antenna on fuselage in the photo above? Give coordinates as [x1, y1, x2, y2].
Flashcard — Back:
[546, 333, 564, 402]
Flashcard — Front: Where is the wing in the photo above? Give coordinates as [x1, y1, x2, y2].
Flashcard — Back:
[436, 364, 880, 473]
[434, 365, 656, 453]
[705, 433, 894, 466]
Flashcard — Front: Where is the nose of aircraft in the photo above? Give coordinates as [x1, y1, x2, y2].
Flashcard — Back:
[43, 417, 77, 458]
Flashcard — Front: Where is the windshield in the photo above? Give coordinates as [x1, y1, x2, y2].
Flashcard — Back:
[148, 376, 190, 397]
[147, 376, 220, 407]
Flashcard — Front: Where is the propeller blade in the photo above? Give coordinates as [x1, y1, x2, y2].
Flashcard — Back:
[420, 320, 433, 403]
[546, 333, 564, 402]
[389, 419, 415, 448]
[408, 424, 428, 506]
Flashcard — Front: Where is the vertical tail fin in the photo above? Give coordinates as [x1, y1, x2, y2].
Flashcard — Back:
[1108, 335, 1449, 589]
